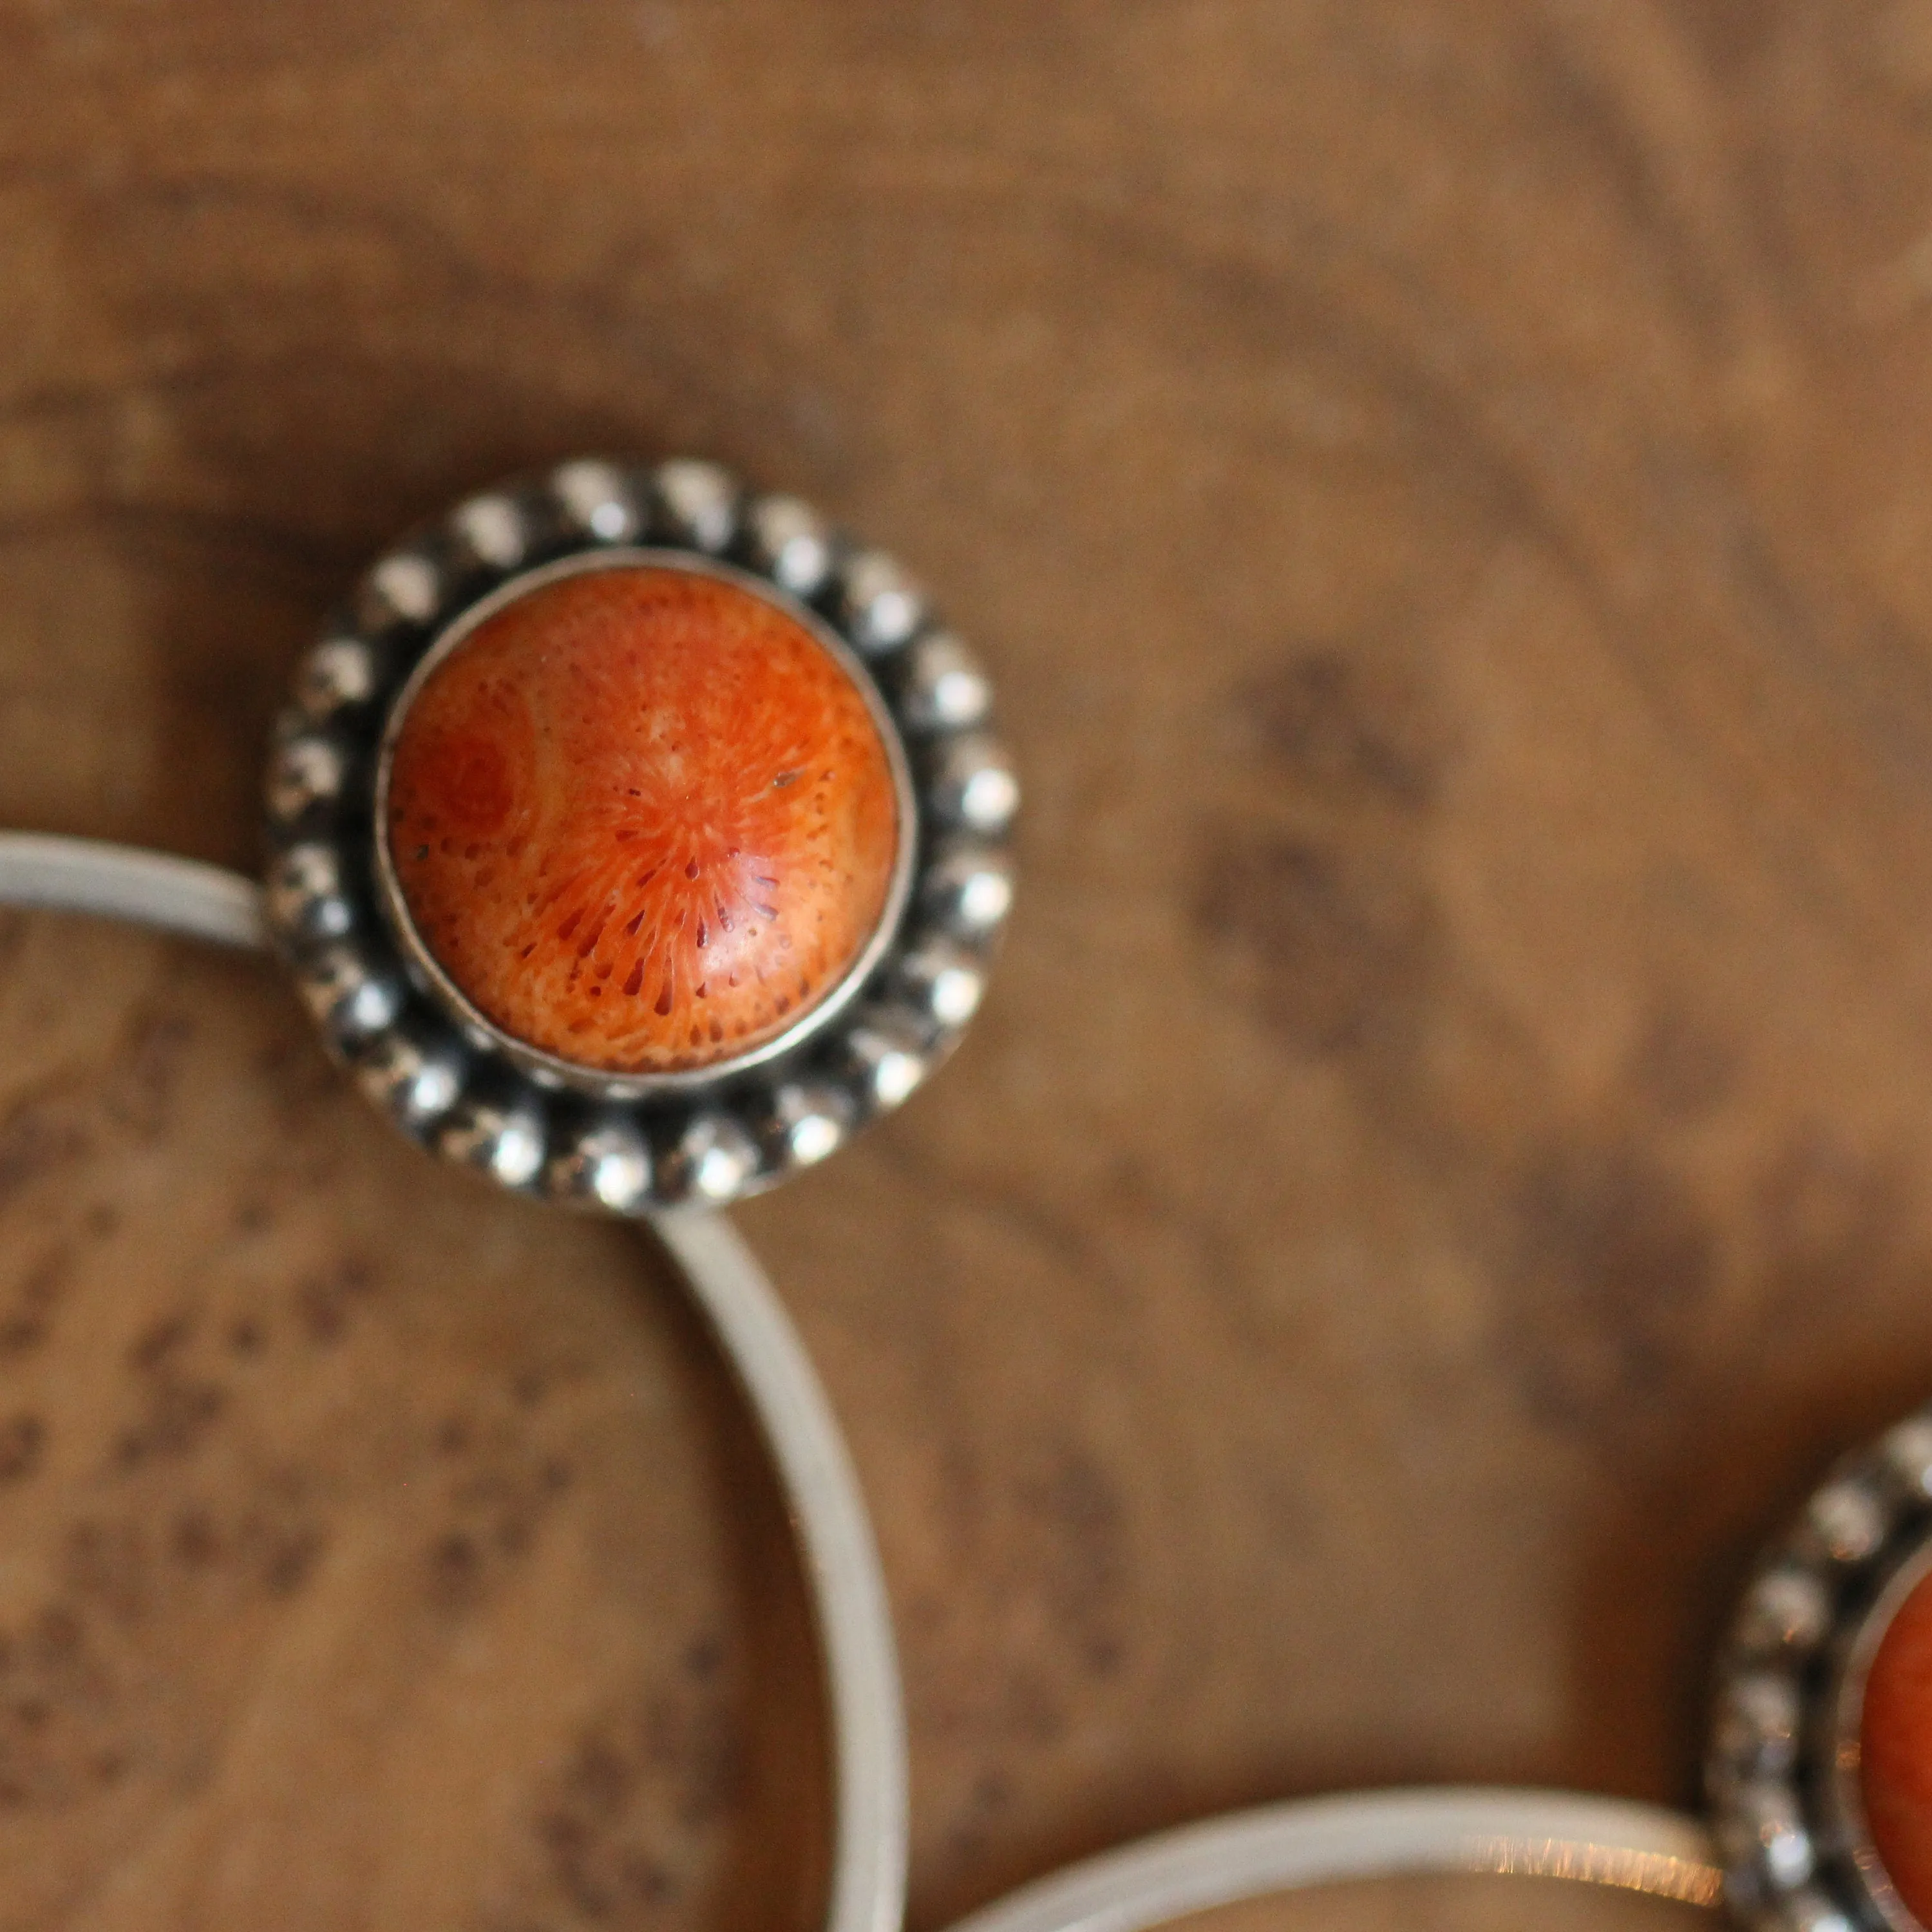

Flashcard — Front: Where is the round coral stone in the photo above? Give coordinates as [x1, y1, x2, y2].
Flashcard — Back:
[384, 564, 900, 1076]
[1862, 1562, 1932, 1922]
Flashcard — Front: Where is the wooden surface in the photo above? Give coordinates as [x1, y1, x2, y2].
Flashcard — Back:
[3, 3, 1931, 1926]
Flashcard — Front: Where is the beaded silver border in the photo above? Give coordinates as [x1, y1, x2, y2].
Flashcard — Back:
[1707, 1405, 1932, 1932]
[262, 457, 1018, 1211]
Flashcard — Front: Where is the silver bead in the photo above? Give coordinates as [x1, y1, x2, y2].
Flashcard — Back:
[448, 492, 530, 572]
[1734, 1566, 1833, 1660]
[1881, 1414, 1932, 1501]
[838, 549, 926, 655]
[265, 732, 351, 828]
[1775, 1889, 1855, 1932]
[358, 550, 442, 630]
[895, 938, 985, 1030]
[296, 942, 404, 1047]
[1713, 1672, 1801, 1779]
[1719, 1781, 1814, 1893]
[661, 1112, 761, 1204]
[653, 459, 740, 554]
[1805, 1479, 1888, 1566]
[545, 1114, 652, 1213]
[294, 635, 382, 724]
[551, 459, 643, 544]
[266, 841, 355, 947]
[928, 733, 1019, 835]
[744, 493, 835, 598]
[439, 1096, 546, 1190]
[842, 1012, 930, 1111]
[898, 632, 992, 734]
[755, 1082, 855, 1171]
[920, 840, 1015, 939]
[355, 1023, 466, 1130]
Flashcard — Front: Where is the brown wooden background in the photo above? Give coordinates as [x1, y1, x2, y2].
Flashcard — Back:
[5, 3, 1932, 1926]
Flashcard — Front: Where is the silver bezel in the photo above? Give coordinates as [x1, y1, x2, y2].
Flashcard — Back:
[1708, 1406, 1932, 1932]
[1827, 1535, 1932, 1931]
[369, 547, 920, 1101]
[263, 457, 1018, 1211]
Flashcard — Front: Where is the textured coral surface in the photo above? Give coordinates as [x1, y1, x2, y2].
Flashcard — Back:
[387, 565, 899, 1074]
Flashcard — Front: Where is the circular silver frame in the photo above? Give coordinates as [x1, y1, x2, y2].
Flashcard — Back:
[263, 456, 1019, 1211]
[1827, 1534, 1932, 1931]
[1708, 1405, 1932, 1932]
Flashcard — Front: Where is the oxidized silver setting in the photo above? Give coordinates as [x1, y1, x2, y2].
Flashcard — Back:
[1708, 1405, 1932, 1932]
[263, 457, 1018, 1211]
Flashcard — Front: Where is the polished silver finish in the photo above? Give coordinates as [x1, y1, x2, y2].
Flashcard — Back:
[1712, 1672, 1802, 1780]
[840, 1012, 930, 1112]
[1736, 1567, 1836, 1661]
[265, 731, 352, 828]
[653, 1212, 907, 1932]
[449, 491, 531, 572]
[0, 834, 267, 949]
[838, 549, 927, 656]
[1806, 1481, 1891, 1567]
[545, 1112, 654, 1213]
[0, 831, 908, 1932]
[653, 457, 740, 553]
[1709, 1401, 1932, 1931]
[437, 1093, 546, 1189]
[294, 634, 383, 723]
[355, 1019, 467, 1130]
[923, 841, 1016, 938]
[940, 1790, 1721, 1932]
[1882, 1417, 1932, 1501]
[1785, 1891, 1859, 1932]
[893, 938, 985, 1030]
[929, 732, 1021, 836]
[265, 842, 355, 946]
[293, 940, 405, 1047]
[755, 1081, 855, 1171]
[657, 1111, 763, 1206]
[746, 493, 837, 598]
[262, 455, 1019, 1211]
[361, 548, 443, 630]
[1719, 1782, 1815, 1893]
[552, 458, 644, 544]
[897, 632, 993, 735]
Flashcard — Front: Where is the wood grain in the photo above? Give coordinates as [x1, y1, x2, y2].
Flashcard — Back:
[3, 3, 1931, 1927]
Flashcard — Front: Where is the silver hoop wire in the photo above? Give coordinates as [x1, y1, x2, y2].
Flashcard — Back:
[0, 833, 1730, 1932]
[0, 833, 268, 949]
[941, 1789, 1721, 1932]
[0, 833, 907, 1932]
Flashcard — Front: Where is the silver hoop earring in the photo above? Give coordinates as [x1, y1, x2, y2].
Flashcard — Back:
[928, 1396, 1932, 1932]
[0, 452, 1019, 1932]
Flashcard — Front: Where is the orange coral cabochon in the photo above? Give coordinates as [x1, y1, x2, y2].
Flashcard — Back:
[384, 564, 902, 1076]
[1863, 1562, 1932, 1924]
